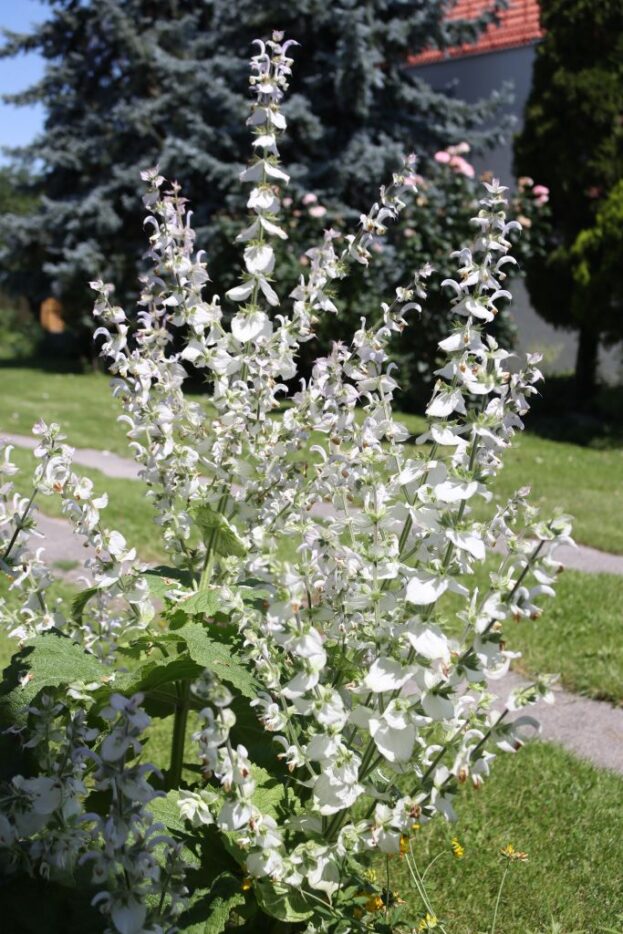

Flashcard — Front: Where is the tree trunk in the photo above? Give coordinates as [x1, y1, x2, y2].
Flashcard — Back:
[574, 326, 599, 404]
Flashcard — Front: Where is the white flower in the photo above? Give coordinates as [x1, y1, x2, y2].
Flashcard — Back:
[364, 657, 412, 693]
[307, 847, 340, 895]
[406, 573, 449, 606]
[226, 280, 254, 302]
[110, 898, 147, 934]
[218, 800, 253, 831]
[369, 702, 417, 763]
[231, 310, 271, 343]
[426, 388, 466, 418]
[246, 848, 285, 879]
[313, 756, 364, 815]
[13, 776, 62, 815]
[178, 790, 216, 827]
[407, 625, 450, 662]
[422, 692, 456, 721]
[244, 244, 275, 276]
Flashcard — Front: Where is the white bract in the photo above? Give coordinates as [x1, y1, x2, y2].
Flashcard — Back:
[0, 31, 570, 933]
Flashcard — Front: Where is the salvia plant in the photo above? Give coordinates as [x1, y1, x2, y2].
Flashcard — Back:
[0, 33, 571, 934]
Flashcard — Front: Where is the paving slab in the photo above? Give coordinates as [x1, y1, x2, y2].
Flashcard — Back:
[492, 671, 623, 775]
[33, 513, 96, 582]
[5, 430, 623, 575]
[2, 432, 141, 480]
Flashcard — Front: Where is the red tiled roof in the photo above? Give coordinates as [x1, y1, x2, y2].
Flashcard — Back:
[409, 0, 542, 66]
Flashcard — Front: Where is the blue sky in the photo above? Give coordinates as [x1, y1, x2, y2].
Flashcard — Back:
[0, 0, 46, 164]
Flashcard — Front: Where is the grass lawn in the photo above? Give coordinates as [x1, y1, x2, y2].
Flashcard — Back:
[9, 446, 163, 563]
[512, 570, 623, 705]
[0, 366, 130, 455]
[392, 741, 623, 933]
[491, 432, 623, 556]
[3, 366, 623, 553]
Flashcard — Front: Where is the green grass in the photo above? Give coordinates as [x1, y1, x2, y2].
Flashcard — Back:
[398, 411, 623, 555]
[391, 741, 623, 933]
[0, 367, 130, 455]
[512, 570, 623, 705]
[2, 366, 623, 552]
[492, 432, 623, 556]
[10, 446, 164, 563]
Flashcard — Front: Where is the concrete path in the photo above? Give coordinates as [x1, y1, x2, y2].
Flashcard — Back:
[2, 432, 141, 480]
[494, 672, 623, 775]
[5, 432, 623, 577]
[35, 513, 96, 581]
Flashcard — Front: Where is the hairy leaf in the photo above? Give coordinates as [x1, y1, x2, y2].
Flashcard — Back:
[191, 505, 247, 558]
[254, 882, 314, 923]
[177, 623, 259, 699]
[179, 588, 221, 617]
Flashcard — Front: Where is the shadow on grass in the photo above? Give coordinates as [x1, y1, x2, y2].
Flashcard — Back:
[522, 376, 623, 449]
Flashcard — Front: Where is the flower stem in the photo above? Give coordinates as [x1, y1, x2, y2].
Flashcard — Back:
[167, 680, 190, 789]
[1, 484, 39, 565]
[490, 863, 510, 934]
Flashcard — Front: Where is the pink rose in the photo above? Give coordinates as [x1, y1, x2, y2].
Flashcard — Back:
[434, 151, 451, 164]
[451, 156, 475, 178]
[302, 192, 318, 205]
[532, 184, 549, 205]
[308, 204, 327, 218]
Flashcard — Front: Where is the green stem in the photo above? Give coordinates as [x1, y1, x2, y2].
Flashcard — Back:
[405, 845, 449, 934]
[1, 484, 39, 565]
[167, 680, 190, 789]
[490, 863, 510, 934]
[198, 492, 228, 589]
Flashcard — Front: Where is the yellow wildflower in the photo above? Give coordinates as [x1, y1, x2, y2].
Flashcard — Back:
[364, 894, 384, 913]
[451, 837, 465, 859]
[241, 877, 253, 891]
[500, 843, 528, 862]
[399, 834, 410, 857]
[418, 912, 439, 931]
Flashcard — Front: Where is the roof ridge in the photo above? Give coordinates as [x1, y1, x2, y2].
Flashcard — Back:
[409, 0, 542, 66]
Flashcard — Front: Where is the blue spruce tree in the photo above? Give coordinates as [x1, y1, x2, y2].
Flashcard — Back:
[1, 0, 516, 401]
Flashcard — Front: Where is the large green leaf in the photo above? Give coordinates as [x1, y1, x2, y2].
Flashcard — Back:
[1, 633, 106, 712]
[179, 589, 221, 617]
[70, 586, 99, 624]
[254, 882, 314, 924]
[144, 565, 193, 599]
[178, 873, 247, 934]
[177, 623, 259, 699]
[91, 653, 203, 719]
[191, 505, 247, 558]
